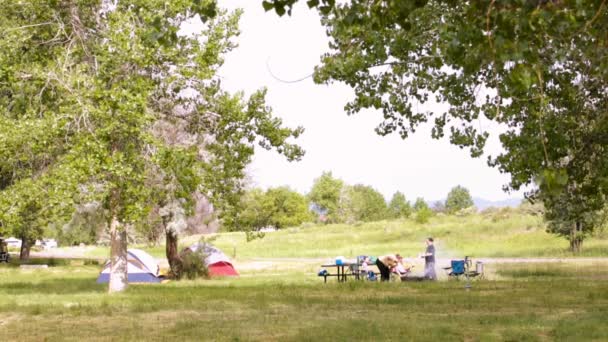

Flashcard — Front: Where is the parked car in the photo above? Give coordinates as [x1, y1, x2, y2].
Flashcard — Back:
[42, 239, 58, 249]
[4, 237, 21, 248]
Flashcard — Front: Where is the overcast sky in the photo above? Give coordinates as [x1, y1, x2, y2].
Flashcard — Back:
[213, 1, 524, 201]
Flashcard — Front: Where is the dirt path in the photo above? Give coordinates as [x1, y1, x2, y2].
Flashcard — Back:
[243, 257, 608, 264]
[23, 250, 608, 272]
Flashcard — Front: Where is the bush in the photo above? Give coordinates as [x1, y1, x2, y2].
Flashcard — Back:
[180, 249, 209, 280]
[455, 206, 477, 217]
[415, 207, 433, 224]
[482, 207, 515, 222]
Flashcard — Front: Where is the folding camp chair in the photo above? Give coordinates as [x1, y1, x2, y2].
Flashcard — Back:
[444, 256, 484, 280]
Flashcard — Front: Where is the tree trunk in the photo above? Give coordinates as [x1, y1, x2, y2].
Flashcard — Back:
[109, 217, 128, 293]
[166, 230, 182, 279]
[569, 221, 584, 254]
[19, 237, 33, 260]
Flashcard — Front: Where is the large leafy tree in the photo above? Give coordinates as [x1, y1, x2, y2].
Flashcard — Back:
[0, 0, 303, 290]
[265, 0, 608, 252]
[344, 184, 388, 222]
[229, 187, 311, 231]
[445, 185, 474, 214]
[265, 187, 312, 228]
[388, 191, 412, 219]
[308, 171, 344, 223]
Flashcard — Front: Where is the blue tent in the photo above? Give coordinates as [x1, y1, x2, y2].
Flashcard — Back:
[97, 249, 161, 283]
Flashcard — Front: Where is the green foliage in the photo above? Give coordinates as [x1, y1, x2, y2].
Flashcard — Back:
[180, 249, 209, 280]
[230, 188, 267, 231]
[308, 171, 344, 223]
[343, 184, 388, 222]
[11, 199, 44, 245]
[267, 0, 608, 246]
[229, 187, 312, 231]
[413, 198, 429, 212]
[388, 192, 412, 219]
[262, 0, 335, 16]
[544, 192, 607, 253]
[445, 185, 474, 214]
[414, 206, 433, 224]
[0, 1, 304, 252]
[265, 187, 313, 228]
[412, 197, 432, 223]
[58, 203, 106, 246]
[518, 200, 545, 217]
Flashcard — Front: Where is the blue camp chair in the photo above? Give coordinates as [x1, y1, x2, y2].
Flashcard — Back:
[444, 257, 483, 280]
[450, 260, 465, 276]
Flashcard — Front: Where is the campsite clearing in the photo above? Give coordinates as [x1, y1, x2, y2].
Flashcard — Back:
[1, 259, 607, 341]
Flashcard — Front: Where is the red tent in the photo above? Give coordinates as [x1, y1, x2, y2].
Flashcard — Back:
[208, 261, 239, 276]
[187, 243, 239, 277]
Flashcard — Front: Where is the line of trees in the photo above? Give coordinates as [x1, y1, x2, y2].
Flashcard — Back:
[228, 171, 479, 230]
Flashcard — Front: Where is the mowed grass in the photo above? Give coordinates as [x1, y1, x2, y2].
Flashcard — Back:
[1, 261, 607, 341]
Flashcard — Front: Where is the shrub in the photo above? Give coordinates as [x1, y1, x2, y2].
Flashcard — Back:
[180, 249, 209, 280]
[415, 207, 433, 224]
[455, 206, 477, 217]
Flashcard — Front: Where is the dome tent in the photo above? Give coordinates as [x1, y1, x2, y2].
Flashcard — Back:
[186, 243, 239, 277]
[97, 249, 162, 283]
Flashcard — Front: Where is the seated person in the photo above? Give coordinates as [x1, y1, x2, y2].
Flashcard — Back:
[392, 255, 413, 279]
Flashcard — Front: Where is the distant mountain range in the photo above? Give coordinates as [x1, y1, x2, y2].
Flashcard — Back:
[427, 197, 523, 210]
[471, 197, 523, 210]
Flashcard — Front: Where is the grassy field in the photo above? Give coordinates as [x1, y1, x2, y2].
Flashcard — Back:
[3, 211, 608, 341]
[1, 259, 607, 341]
[44, 211, 608, 262]
[168, 212, 606, 259]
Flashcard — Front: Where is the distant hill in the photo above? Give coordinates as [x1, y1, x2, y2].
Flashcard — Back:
[472, 197, 522, 210]
[427, 197, 523, 210]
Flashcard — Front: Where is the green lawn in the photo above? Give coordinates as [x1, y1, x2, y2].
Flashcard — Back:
[1, 260, 607, 341]
[4, 212, 607, 340]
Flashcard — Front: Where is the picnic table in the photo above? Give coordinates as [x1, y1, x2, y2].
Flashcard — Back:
[319, 262, 378, 283]
[320, 263, 357, 283]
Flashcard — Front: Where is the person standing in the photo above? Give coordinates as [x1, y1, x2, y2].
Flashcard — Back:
[420, 238, 437, 280]
[376, 254, 399, 282]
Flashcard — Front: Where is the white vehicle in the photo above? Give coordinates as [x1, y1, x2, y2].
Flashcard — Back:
[4, 237, 22, 248]
[42, 239, 58, 249]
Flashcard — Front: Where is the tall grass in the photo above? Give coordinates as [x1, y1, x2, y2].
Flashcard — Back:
[187, 213, 608, 259]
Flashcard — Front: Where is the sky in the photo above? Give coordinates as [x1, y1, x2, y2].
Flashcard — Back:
[211, 1, 525, 202]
